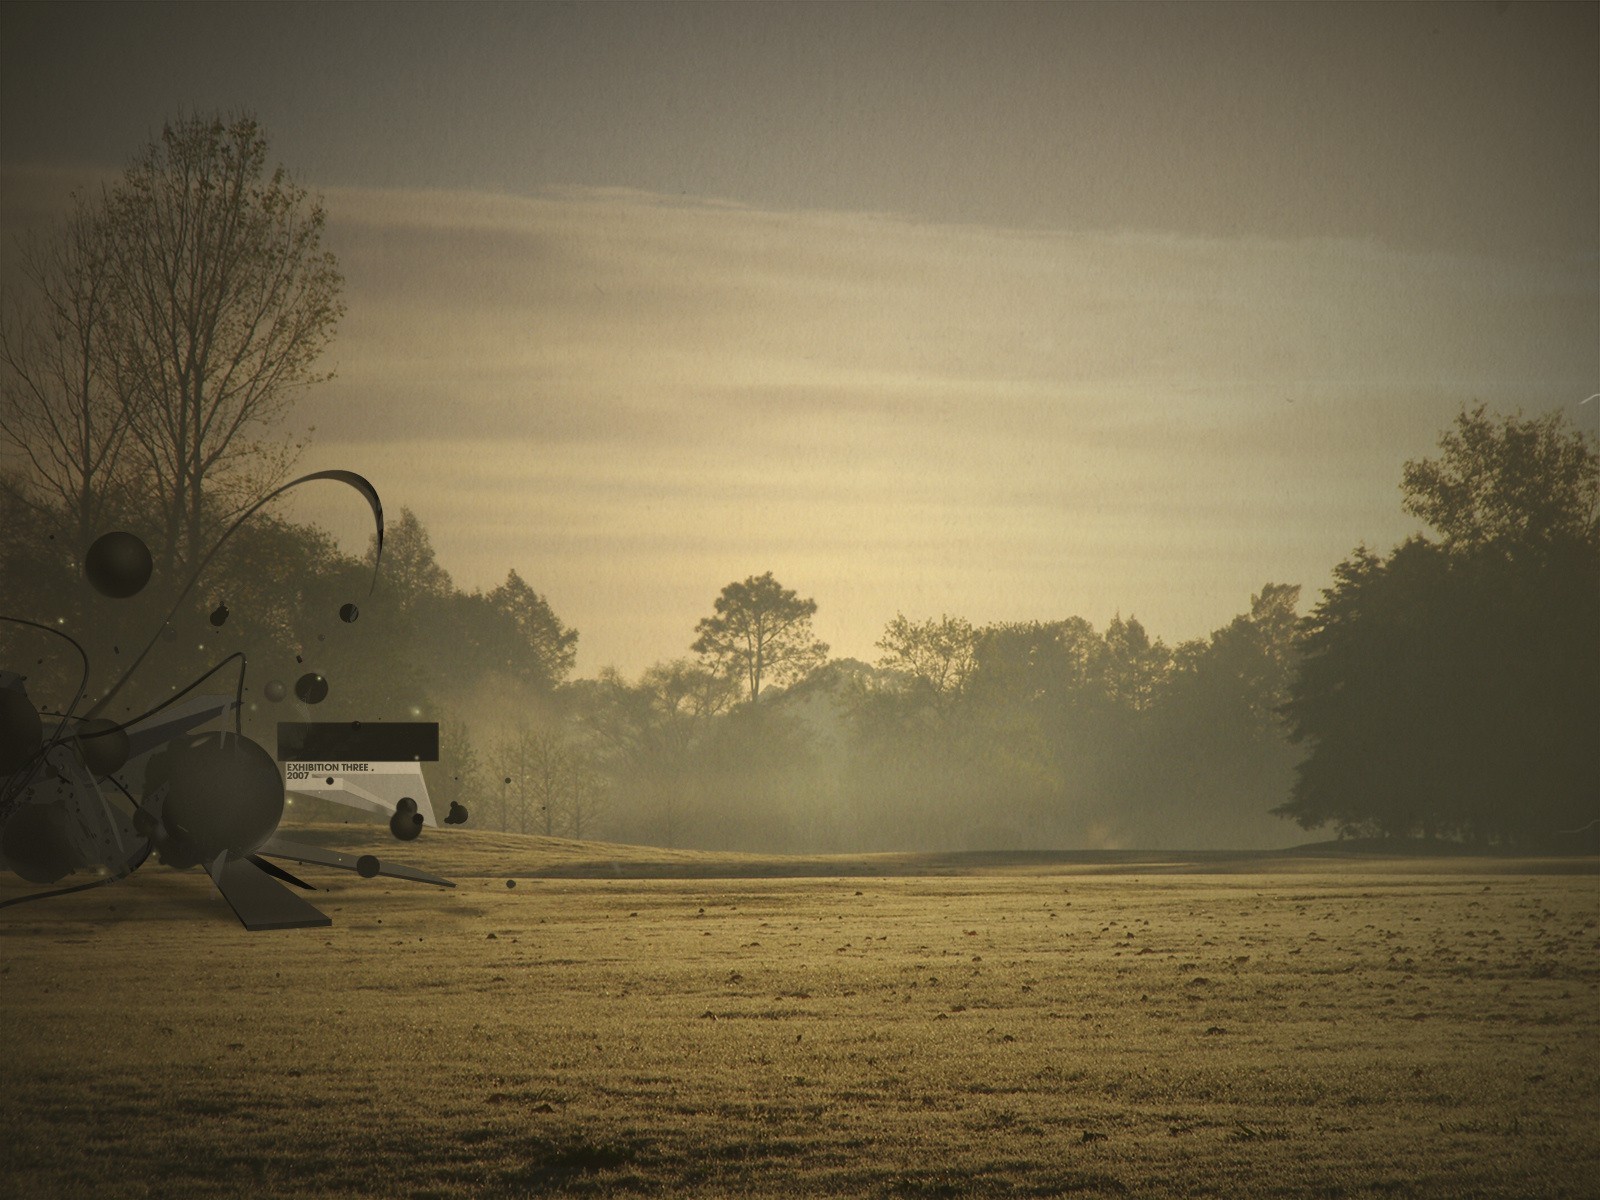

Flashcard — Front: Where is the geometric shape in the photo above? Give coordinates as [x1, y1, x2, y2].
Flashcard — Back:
[257, 834, 454, 888]
[206, 852, 331, 931]
[159, 732, 284, 862]
[248, 854, 316, 890]
[84, 531, 152, 599]
[276, 722, 439, 762]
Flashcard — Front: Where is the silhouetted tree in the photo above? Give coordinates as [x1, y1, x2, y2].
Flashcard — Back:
[692, 572, 828, 705]
[0, 194, 133, 551]
[1279, 407, 1598, 846]
[104, 113, 343, 573]
[488, 568, 578, 687]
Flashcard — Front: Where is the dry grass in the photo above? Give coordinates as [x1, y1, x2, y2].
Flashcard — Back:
[3, 821, 1597, 1198]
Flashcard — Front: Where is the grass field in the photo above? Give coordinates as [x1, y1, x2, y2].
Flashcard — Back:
[3, 823, 1598, 1198]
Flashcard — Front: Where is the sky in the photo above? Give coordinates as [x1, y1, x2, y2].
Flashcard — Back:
[2, 1, 1597, 678]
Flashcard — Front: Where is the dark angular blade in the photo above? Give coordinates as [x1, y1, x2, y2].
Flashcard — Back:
[206, 853, 331, 931]
[248, 854, 315, 890]
[257, 835, 455, 888]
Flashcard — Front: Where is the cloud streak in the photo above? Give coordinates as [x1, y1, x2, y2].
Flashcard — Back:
[6, 169, 1595, 673]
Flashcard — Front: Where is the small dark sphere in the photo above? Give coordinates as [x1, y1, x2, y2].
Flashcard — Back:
[159, 732, 284, 862]
[262, 679, 287, 703]
[339, 602, 359, 623]
[445, 801, 469, 826]
[209, 603, 229, 628]
[84, 531, 152, 599]
[389, 810, 424, 841]
[294, 673, 329, 704]
[75, 717, 130, 777]
[0, 687, 44, 774]
[356, 854, 381, 878]
[0, 802, 81, 883]
[396, 797, 417, 815]
[506, 879, 516, 889]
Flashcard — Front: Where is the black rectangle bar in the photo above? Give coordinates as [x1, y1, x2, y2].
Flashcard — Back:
[277, 722, 439, 762]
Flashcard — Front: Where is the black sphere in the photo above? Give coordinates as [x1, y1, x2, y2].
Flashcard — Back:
[294, 673, 329, 704]
[84, 531, 152, 599]
[74, 717, 130, 777]
[339, 603, 359, 623]
[389, 810, 424, 841]
[396, 796, 417, 815]
[209, 603, 230, 628]
[356, 854, 381, 878]
[159, 732, 284, 862]
[0, 687, 44, 775]
[0, 803, 81, 884]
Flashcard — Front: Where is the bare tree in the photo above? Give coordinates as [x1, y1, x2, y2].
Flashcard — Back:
[104, 113, 343, 572]
[0, 195, 133, 551]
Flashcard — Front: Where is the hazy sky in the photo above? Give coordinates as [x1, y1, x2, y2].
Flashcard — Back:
[3, 1, 1597, 676]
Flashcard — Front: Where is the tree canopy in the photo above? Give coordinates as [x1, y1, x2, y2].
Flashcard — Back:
[692, 572, 828, 704]
[1280, 407, 1598, 846]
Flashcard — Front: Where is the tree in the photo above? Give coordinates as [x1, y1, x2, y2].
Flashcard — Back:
[366, 508, 452, 608]
[875, 613, 976, 715]
[105, 113, 343, 573]
[488, 568, 578, 687]
[692, 572, 828, 704]
[1280, 408, 1599, 846]
[1401, 405, 1599, 553]
[0, 194, 133, 551]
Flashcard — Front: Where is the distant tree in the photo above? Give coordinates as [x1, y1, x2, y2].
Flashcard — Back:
[366, 508, 452, 609]
[1401, 405, 1599, 553]
[0, 194, 133, 551]
[692, 572, 828, 704]
[1097, 615, 1172, 713]
[103, 113, 343, 573]
[431, 721, 484, 826]
[488, 568, 578, 687]
[1280, 408, 1599, 846]
[574, 660, 735, 846]
[875, 613, 976, 716]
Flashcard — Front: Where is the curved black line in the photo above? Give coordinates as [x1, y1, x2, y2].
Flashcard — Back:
[87, 470, 383, 719]
[0, 840, 153, 912]
[0, 617, 91, 811]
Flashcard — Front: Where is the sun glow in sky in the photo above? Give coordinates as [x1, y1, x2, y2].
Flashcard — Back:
[2, 1, 1596, 676]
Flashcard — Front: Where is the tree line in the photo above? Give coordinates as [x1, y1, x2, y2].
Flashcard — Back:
[3, 114, 1594, 852]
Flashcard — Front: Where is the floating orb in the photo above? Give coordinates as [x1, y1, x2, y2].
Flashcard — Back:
[84, 531, 152, 599]
[356, 854, 381, 879]
[0, 687, 44, 774]
[506, 879, 516, 889]
[339, 602, 359, 624]
[389, 803, 424, 841]
[396, 797, 417, 815]
[262, 679, 288, 703]
[74, 717, 130, 777]
[209, 603, 230, 628]
[0, 803, 81, 883]
[294, 673, 329, 704]
[160, 732, 285, 863]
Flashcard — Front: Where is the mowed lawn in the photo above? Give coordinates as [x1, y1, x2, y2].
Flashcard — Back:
[2, 825, 1598, 1199]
